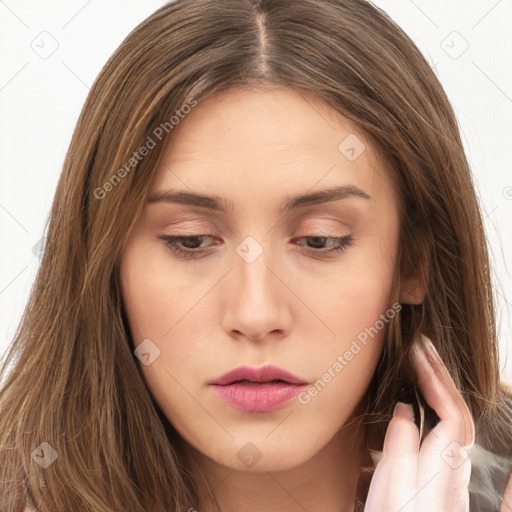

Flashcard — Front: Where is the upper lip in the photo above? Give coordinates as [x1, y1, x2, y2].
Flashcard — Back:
[209, 364, 308, 386]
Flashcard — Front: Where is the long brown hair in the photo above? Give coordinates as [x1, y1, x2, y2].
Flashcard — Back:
[1, 0, 511, 510]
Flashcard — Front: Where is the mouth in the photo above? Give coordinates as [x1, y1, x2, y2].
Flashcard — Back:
[208, 365, 309, 412]
[234, 379, 289, 384]
[208, 364, 308, 386]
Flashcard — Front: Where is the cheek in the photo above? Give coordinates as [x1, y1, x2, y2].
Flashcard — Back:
[119, 244, 207, 425]
[120, 241, 201, 344]
[311, 231, 397, 342]
[296, 231, 397, 397]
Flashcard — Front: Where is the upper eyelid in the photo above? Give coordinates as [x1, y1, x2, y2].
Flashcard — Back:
[158, 217, 352, 235]
[158, 231, 350, 243]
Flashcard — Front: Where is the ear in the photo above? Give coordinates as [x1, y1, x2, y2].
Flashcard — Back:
[399, 269, 427, 305]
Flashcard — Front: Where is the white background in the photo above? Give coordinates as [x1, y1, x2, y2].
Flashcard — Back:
[1, 0, 511, 384]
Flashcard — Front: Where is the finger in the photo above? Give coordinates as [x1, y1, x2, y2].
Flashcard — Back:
[415, 429, 471, 512]
[364, 402, 419, 512]
[416, 424, 472, 512]
[411, 334, 475, 447]
[410, 335, 473, 512]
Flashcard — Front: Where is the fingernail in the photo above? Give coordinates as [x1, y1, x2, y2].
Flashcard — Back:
[412, 334, 441, 374]
[393, 401, 415, 422]
[419, 334, 440, 363]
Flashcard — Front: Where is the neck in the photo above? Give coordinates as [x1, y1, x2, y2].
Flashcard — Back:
[186, 418, 367, 512]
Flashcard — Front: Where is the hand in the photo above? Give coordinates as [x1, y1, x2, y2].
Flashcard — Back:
[364, 333, 476, 512]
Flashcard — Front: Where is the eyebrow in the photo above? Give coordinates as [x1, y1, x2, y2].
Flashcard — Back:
[147, 184, 370, 214]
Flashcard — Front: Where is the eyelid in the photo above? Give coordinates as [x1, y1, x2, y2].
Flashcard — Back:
[159, 225, 217, 236]
[297, 220, 351, 237]
[299, 226, 349, 238]
[158, 216, 352, 242]
[157, 210, 355, 228]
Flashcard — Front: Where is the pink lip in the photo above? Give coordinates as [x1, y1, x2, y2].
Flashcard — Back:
[208, 364, 309, 412]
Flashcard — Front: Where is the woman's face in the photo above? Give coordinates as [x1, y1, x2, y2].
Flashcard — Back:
[120, 86, 405, 472]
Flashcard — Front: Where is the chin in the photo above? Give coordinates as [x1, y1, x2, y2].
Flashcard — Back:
[191, 428, 329, 473]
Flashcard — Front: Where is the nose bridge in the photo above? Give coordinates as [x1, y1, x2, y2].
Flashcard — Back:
[223, 233, 289, 339]
[234, 234, 276, 307]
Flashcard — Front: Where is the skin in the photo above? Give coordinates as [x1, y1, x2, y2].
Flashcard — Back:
[365, 334, 475, 512]
[119, 86, 474, 511]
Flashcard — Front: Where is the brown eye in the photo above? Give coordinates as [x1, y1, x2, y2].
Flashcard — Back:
[157, 234, 353, 260]
[293, 235, 353, 255]
[158, 235, 217, 258]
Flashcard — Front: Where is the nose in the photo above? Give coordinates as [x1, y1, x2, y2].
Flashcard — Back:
[221, 241, 293, 343]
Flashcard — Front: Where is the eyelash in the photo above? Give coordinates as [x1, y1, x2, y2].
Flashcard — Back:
[157, 234, 353, 259]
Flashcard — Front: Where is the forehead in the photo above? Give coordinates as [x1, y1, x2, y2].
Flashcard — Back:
[149, 86, 395, 209]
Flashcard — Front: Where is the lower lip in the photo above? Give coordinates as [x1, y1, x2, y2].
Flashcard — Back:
[211, 382, 308, 412]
